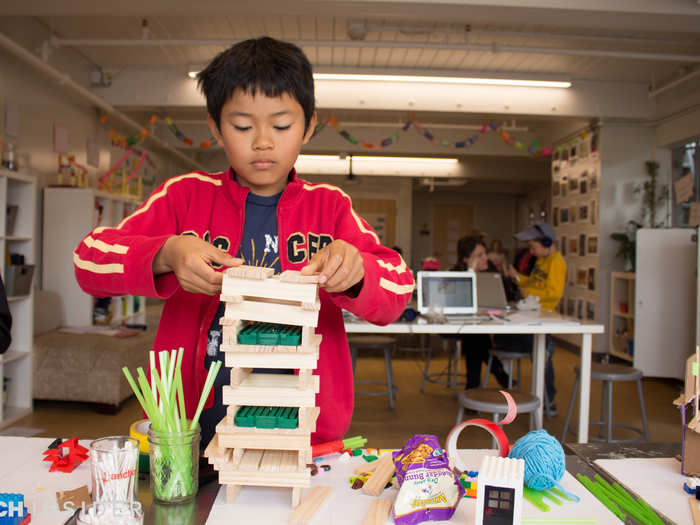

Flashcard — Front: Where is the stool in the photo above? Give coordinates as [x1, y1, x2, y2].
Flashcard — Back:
[456, 388, 541, 445]
[348, 336, 398, 410]
[561, 363, 650, 443]
[481, 349, 530, 389]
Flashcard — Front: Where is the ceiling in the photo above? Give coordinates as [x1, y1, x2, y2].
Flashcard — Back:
[4, 1, 700, 188]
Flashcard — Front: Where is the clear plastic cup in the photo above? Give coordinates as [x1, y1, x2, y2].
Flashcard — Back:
[90, 436, 139, 503]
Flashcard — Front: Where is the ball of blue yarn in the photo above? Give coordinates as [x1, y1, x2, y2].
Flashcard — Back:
[507, 429, 565, 491]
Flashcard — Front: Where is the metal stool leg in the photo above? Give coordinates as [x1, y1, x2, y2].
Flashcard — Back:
[420, 344, 433, 393]
[516, 358, 522, 390]
[599, 380, 607, 440]
[481, 354, 493, 388]
[561, 373, 579, 443]
[491, 413, 500, 449]
[456, 405, 464, 425]
[606, 380, 614, 443]
[384, 346, 395, 410]
[636, 378, 650, 440]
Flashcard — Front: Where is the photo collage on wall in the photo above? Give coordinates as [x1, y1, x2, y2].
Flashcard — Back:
[551, 129, 600, 321]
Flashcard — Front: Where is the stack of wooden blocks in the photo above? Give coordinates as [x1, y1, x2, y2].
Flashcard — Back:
[204, 265, 321, 507]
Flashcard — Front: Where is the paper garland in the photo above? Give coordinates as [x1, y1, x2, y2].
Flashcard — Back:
[100, 113, 554, 157]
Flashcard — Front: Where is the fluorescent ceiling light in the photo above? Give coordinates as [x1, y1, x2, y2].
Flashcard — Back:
[295, 155, 463, 178]
[313, 72, 571, 89]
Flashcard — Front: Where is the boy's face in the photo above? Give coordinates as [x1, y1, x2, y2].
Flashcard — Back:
[528, 240, 548, 258]
[209, 89, 316, 196]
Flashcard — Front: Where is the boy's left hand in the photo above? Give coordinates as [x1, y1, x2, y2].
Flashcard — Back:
[300, 239, 364, 293]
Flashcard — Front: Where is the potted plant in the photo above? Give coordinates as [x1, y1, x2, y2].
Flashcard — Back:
[610, 220, 641, 271]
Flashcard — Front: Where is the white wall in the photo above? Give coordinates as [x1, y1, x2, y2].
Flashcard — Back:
[597, 123, 671, 352]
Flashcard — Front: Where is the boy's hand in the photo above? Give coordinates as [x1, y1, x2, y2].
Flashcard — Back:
[154, 235, 242, 295]
[300, 239, 364, 294]
[506, 264, 519, 281]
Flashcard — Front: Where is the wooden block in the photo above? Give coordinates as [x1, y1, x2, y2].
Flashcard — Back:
[298, 407, 320, 433]
[220, 294, 244, 304]
[239, 449, 264, 471]
[230, 367, 253, 387]
[226, 484, 241, 504]
[288, 486, 333, 525]
[301, 327, 322, 347]
[222, 374, 319, 408]
[218, 470, 311, 487]
[231, 447, 244, 469]
[56, 485, 91, 511]
[353, 454, 387, 474]
[362, 454, 395, 497]
[221, 277, 318, 305]
[280, 271, 320, 284]
[221, 324, 241, 346]
[292, 487, 302, 508]
[215, 426, 315, 452]
[362, 498, 393, 525]
[690, 497, 700, 525]
[224, 299, 320, 327]
[225, 265, 275, 280]
[223, 349, 319, 370]
[298, 369, 312, 390]
[297, 448, 312, 471]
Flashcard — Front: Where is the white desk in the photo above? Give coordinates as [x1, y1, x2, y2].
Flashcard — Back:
[345, 310, 604, 443]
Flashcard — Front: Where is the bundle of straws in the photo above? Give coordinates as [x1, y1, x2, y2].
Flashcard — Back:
[122, 348, 221, 500]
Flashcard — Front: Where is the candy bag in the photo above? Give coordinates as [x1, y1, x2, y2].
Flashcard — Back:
[392, 434, 464, 524]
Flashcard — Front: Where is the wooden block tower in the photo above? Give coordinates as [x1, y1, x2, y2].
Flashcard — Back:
[204, 265, 322, 507]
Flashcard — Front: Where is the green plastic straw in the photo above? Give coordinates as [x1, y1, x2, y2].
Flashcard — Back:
[190, 360, 221, 431]
[593, 475, 656, 525]
[523, 486, 550, 512]
[520, 518, 598, 525]
[122, 367, 156, 422]
[576, 475, 626, 522]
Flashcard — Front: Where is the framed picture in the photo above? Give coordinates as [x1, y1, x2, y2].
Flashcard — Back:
[570, 144, 578, 162]
[553, 207, 559, 226]
[562, 148, 570, 162]
[577, 298, 584, 320]
[580, 178, 588, 195]
[591, 131, 599, 156]
[567, 298, 575, 316]
[569, 237, 578, 254]
[590, 171, 598, 191]
[561, 236, 567, 256]
[576, 268, 588, 287]
[570, 205, 577, 222]
[579, 233, 586, 256]
[561, 207, 569, 223]
[552, 181, 560, 196]
[561, 177, 568, 197]
[579, 138, 591, 160]
[590, 200, 596, 226]
[579, 205, 588, 222]
[586, 301, 595, 321]
[569, 177, 579, 193]
[587, 236, 598, 254]
[588, 267, 596, 291]
[568, 264, 576, 286]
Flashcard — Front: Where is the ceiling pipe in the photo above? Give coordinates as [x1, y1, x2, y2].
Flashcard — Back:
[0, 31, 205, 172]
[50, 36, 700, 63]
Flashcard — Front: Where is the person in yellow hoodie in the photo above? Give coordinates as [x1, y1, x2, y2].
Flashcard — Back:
[495, 222, 566, 416]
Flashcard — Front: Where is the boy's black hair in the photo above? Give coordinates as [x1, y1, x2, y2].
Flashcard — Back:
[197, 36, 315, 132]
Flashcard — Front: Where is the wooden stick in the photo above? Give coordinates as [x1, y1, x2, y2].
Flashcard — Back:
[362, 498, 393, 525]
[354, 454, 387, 474]
[362, 455, 395, 497]
[288, 486, 332, 525]
[690, 497, 700, 525]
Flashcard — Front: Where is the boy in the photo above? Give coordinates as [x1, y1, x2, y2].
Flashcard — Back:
[498, 222, 565, 415]
[74, 37, 414, 447]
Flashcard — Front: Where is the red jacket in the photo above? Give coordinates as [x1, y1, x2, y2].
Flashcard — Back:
[74, 168, 414, 442]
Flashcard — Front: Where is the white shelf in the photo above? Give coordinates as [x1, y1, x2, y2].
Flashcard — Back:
[0, 406, 32, 430]
[1, 350, 30, 365]
[0, 168, 36, 428]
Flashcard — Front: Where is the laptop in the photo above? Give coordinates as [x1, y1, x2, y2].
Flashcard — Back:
[476, 272, 509, 310]
[417, 271, 483, 321]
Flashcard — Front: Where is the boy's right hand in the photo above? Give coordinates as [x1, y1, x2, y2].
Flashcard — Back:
[153, 235, 242, 295]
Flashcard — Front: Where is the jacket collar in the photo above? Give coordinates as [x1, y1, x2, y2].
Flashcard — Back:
[223, 166, 303, 209]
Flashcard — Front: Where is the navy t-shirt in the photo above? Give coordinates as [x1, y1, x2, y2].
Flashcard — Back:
[199, 191, 284, 448]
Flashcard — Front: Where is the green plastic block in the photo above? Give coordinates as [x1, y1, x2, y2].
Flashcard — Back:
[255, 406, 278, 428]
[237, 325, 258, 345]
[351, 448, 362, 456]
[277, 407, 299, 429]
[363, 455, 378, 462]
[257, 325, 280, 345]
[279, 326, 302, 346]
[234, 406, 256, 427]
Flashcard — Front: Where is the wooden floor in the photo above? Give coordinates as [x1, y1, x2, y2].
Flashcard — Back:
[11, 342, 682, 449]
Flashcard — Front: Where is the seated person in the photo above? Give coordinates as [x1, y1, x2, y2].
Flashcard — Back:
[452, 236, 509, 390]
[496, 222, 565, 415]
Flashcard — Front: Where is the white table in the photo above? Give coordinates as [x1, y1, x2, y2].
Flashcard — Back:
[345, 310, 604, 443]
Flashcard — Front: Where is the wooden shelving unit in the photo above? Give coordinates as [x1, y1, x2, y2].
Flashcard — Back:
[42, 187, 145, 327]
[0, 167, 36, 429]
[609, 271, 635, 362]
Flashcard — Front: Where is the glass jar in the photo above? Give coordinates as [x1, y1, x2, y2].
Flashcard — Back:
[147, 425, 200, 504]
[76, 501, 143, 525]
[90, 436, 139, 503]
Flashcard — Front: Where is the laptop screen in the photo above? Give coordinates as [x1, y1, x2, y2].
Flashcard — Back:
[416, 271, 477, 314]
